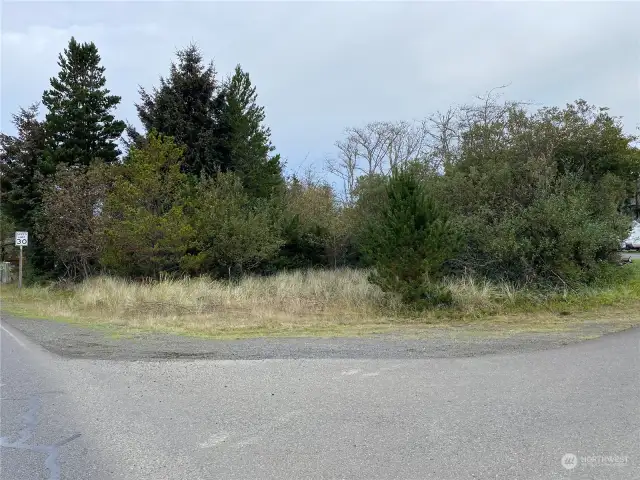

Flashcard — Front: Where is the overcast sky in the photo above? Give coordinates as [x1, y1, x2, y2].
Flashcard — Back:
[2, 1, 639, 181]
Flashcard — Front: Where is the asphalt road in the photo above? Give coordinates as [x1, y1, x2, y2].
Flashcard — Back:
[626, 251, 640, 261]
[1, 321, 638, 480]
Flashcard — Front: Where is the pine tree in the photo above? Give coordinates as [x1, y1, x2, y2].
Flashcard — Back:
[0, 104, 57, 277]
[42, 37, 125, 167]
[0, 104, 48, 229]
[136, 44, 218, 176]
[214, 65, 284, 198]
[362, 166, 460, 306]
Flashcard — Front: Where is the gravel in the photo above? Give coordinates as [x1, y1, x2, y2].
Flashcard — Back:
[1, 314, 634, 361]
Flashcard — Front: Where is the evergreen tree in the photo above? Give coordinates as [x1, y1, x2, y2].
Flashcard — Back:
[136, 44, 218, 176]
[42, 37, 125, 167]
[362, 166, 460, 306]
[0, 104, 48, 228]
[122, 122, 148, 155]
[0, 104, 56, 277]
[214, 65, 284, 198]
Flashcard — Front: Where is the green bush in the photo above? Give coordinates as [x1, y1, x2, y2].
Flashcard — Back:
[101, 131, 196, 279]
[436, 99, 636, 287]
[361, 166, 460, 307]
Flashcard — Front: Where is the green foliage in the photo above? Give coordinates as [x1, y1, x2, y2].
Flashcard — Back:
[274, 175, 344, 269]
[0, 104, 48, 229]
[442, 100, 634, 286]
[7, 36, 639, 301]
[213, 65, 284, 198]
[349, 174, 388, 261]
[362, 167, 460, 307]
[0, 211, 16, 263]
[540, 100, 640, 188]
[101, 132, 195, 278]
[136, 44, 219, 177]
[136, 48, 283, 199]
[187, 172, 283, 278]
[0, 103, 57, 275]
[42, 37, 125, 167]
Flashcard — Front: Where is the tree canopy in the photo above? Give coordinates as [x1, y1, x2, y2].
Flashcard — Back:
[2, 38, 639, 297]
[42, 37, 125, 167]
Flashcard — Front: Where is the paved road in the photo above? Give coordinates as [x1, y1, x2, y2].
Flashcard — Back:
[623, 251, 640, 261]
[1, 321, 638, 480]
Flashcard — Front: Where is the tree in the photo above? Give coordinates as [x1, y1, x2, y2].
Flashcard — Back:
[423, 86, 532, 174]
[0, 211, 16, 263]
[0, 104, 48, 229]
[42, 37, 125, 167]
[0, 103, 56, 276]
[101, 131, 195, 278]
[188, 172, 283, 279]
[213, 65, 284, 198]
[38, 163, 109, 280]
[439, 98, 637, 285]
[122, 122, 148, 155]
[324, 206, 354, 269]
[536, 100, 640, 189]
[327, 120, 431, 204]
[136, 44, 219, 176]
[362, 166, 460, 306]
[274, 174, 339, 269]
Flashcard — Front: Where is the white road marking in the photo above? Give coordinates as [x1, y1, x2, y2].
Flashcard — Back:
[362, 372, 380, 377]
[379, 364, 403, 372]
[199, 432, 228, 448]
[0, 324, 26, 348]
[341, 369, 360, 376]
[212, 410, 305, 449]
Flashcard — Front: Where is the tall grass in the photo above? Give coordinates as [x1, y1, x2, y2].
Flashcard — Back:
[3, 264, 640, 336]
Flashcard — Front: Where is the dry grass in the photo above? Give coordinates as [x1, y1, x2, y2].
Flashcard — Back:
[2, 265, 640, 338]
[2, 269, 400, 336]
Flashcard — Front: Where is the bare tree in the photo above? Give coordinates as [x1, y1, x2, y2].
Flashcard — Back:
[328, 86, 534, 200]
[38, 164, 109, 280]
[424, 106, 462, 173]
[424, 85, 536, 172]
[325, 135, 358, 204]
[327, 120, 431, 203]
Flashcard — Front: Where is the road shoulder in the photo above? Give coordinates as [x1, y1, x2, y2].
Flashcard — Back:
[2, 313, 638, 360]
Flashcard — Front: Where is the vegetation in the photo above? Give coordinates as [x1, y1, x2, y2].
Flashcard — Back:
[361, 165, 460, 307]
[42, 37, 125, 167]
[2, 38, 640, 336]
[3, 264, 640, 338]
[134, 44, 219, 175]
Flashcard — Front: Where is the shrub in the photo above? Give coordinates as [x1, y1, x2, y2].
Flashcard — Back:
[361, 166, 460, 307]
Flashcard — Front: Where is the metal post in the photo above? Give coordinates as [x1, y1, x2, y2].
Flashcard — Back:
[18, 245, 23, 289]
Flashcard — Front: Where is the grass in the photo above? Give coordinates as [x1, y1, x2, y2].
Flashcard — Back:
[2, 264, 640, 339]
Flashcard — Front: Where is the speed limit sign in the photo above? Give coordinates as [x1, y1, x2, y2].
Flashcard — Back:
[15, 231, 28, 247]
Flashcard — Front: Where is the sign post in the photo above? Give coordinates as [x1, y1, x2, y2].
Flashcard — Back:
[15, 232, 28, 288]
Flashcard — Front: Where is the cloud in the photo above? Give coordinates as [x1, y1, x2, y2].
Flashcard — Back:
[2, 23, 161, 60]
[1, 1, 638, 171]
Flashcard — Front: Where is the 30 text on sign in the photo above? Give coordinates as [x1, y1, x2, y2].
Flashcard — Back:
[15, 231, 28, 247]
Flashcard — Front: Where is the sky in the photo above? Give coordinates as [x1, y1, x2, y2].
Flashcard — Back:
[2, 1, 639, 183]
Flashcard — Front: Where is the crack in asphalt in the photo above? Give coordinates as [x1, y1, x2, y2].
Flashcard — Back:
[0, 394, 81, 480]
